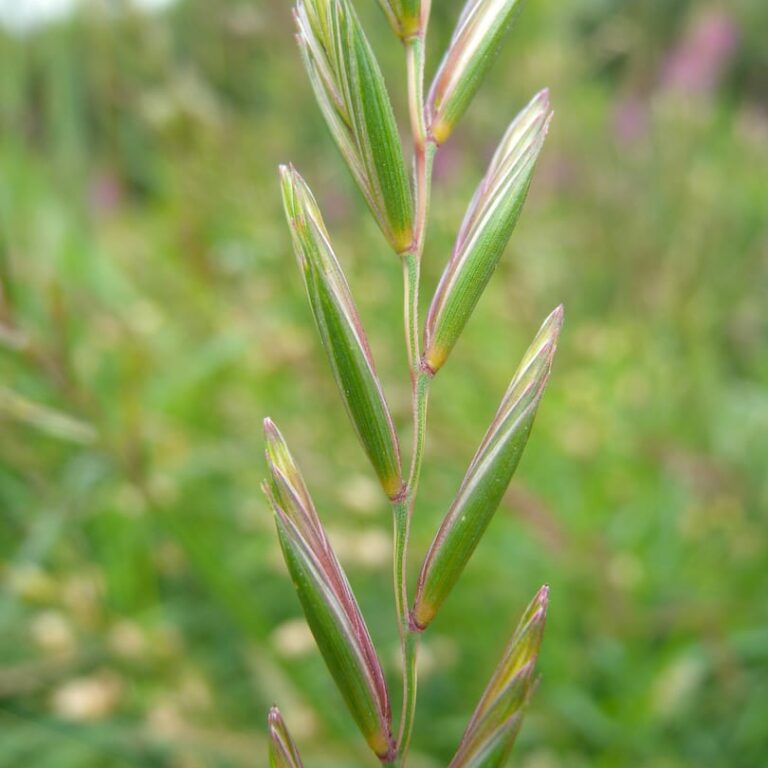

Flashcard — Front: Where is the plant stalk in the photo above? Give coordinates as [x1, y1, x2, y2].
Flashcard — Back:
[405, 34, 436, 257]
[392, 256, 431, 765]
[390, 24, 436, 767]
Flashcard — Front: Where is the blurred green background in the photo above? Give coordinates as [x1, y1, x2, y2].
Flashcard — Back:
[1, 1, 767, 766]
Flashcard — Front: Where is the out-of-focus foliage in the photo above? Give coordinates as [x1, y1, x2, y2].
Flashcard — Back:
[0, 1, 766, 767]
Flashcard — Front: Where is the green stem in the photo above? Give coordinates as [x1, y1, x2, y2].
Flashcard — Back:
[405, 36, 426, 149]
[392, 497, 409, 643]
[393, 257, 431, 765]
[405, 36, 436, 257]
[391, 495, 417, 762]
[407, 368, 432, 492]
[391, 19, 436, 768]
[397, 629, 421, 758]
[402, 252, 420, 385]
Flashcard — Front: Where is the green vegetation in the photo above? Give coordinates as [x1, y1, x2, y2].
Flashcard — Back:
[1, 1, 767, 767]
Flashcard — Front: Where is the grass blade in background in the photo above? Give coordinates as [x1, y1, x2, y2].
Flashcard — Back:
[423, 90, 552, 374]
[0, 386, 97, 445]
[263, 420, 395, 761]
[427, 0, 528, 144]
[448, 586, 548, 768]
[295, 0, 414, 253]
[413, 307, 562, 629]
[280, 165, 403, 500]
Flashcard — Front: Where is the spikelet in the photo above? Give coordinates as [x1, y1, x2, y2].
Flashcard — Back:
[413, 308, 562, 630]
[281, 165, 403, 499]
[264, 420, 395, 761]
[424, 91, 552, 374]
[449, 587, 549, 768]
[427, 0, 528, 144]
[295, 0, 414, 252]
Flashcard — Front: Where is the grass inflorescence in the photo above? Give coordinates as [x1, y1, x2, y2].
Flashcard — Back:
[263, 1, 563, 765]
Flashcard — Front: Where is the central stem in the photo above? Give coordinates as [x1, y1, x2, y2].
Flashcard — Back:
[392, 257, 432, 766]
[390, 27, 437, 767]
